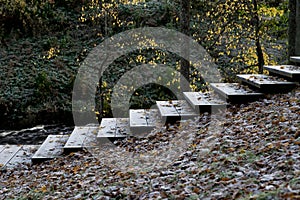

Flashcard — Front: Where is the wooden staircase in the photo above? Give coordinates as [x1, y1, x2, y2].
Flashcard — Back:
[236, 74, 296, 93]
[0, 145, 40, 168]
[1, 57, 299, 168]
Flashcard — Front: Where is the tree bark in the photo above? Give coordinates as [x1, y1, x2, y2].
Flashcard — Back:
[253, 0, 265, 74]
[295, 0, 300, 55]
[180, 0, 190, 92]
[289, 0, 297, 57]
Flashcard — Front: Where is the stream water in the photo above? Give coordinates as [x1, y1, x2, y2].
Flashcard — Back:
[0, 124, 74, 145]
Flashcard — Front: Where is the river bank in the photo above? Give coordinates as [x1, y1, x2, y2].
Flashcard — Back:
[0, 124, 74, 145]
[0, 110, 74, 129]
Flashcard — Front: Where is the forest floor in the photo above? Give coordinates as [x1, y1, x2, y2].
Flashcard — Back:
[0, 87, 299, 199]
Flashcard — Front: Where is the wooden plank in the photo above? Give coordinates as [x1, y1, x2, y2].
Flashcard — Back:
[97, 118, 127, 139]
[130, 110, 148, 127]
[82, 126, 101, 148]
[130, 110, 158, 134]
[32, 135, 69, 163]
[116, 118, 131, 136]
[210, 83, 263, 103]
[145, 109, 160, 127]
[0, 145, 22, 167]
[156, 101, 180, 124]
[97, 118, 117, 138]
[0, 145, 6, 153]
[65, 124, 106, 152]
[64, 126, 90, 152]
[156, 101, 180, 117]
[290, 56, 300, 64]
[237, 74, 297, 93]
[264, 65, 300, 81]
[156, 100, 197, 124]
[5, 145, 40, 168]
[183, 92, 228, 113]
[172, 100, 198, 120]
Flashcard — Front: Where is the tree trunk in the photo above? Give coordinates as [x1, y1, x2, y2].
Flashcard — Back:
[253, 0, 264, 74]
[180, 0, 190, 92]
[296, 0, 300, 55]
[289, 0, 297, 57]
[289, 0, 300, 57]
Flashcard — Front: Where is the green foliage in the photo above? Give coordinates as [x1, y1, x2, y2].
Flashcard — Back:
[0, 26, 98, 124]
[78, 0, 176, 36]
[34, 71, 52, 99]
[0, 0, 83, 38]
[189, 0, 289, 80]
[98, 48, 182, 117]
[0, 0, 290, 125]
[130, 84, 177, 109]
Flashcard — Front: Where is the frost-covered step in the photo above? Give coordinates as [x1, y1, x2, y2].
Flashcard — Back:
[32, 135, 69, 163]
[156, 100, 198, 124]
[0, 145, 40, 168]
[64, 126, 90, 152]
[0, 145, 22, 167]
[64, 125, 99, 152]
[210, 83, 263, 103]
[183, 92, 228, 113]
[0, 145, 6, 153]
[237, 74, 297, 93]
[290, 56, 300, 64]
[4, 145, 40, 168]
[264, 65, 300, 82]
[130, 109, 160, 134]
[97, 118, 130, 140]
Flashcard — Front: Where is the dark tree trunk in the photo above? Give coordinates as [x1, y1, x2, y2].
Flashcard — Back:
[289, 0, 300, 58]
[296, 0, 300, 55]
[289, 0, 297, 57]
[253, 0, 265, 74]
[180, 0, 190, 91]
[256, 38, 264, 74]
[95, 77, 103, 123]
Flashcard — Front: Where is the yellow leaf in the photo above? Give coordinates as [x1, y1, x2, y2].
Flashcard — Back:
[40, 185, 47, 193]
[117, 171, 123, 177]
[228, 147, 235, 152]
[239, 149, 245, 154]
[282, 142, 289, 147]
[279, 116, 286, 122]
[267, 143, 274, 149]
[72, 165, 81, 174]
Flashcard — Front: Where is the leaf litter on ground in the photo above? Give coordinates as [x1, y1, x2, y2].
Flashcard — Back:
[0, 88, 299, 199]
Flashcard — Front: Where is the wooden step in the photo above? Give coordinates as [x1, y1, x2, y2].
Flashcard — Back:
[0, 145, 22, 167]
[237, 74, 297, 93]
[4, 145, 40, 168]
[183, 92, 228, 113]
[0, 145, 6, 152]
[115, 118, 131, 138]
[156, 100, 198, 124]
[32, 135, 69, 163]
[264, 65, 300, 82]
[79, 126, 100, 149]
[97, 118, 129, 140]
[129, 109, 160, 135]
[290, 56, 300, 64]
[64, 125, 100, 152]
[64, 126, 90, 152]
[210, 83, 263, 103]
